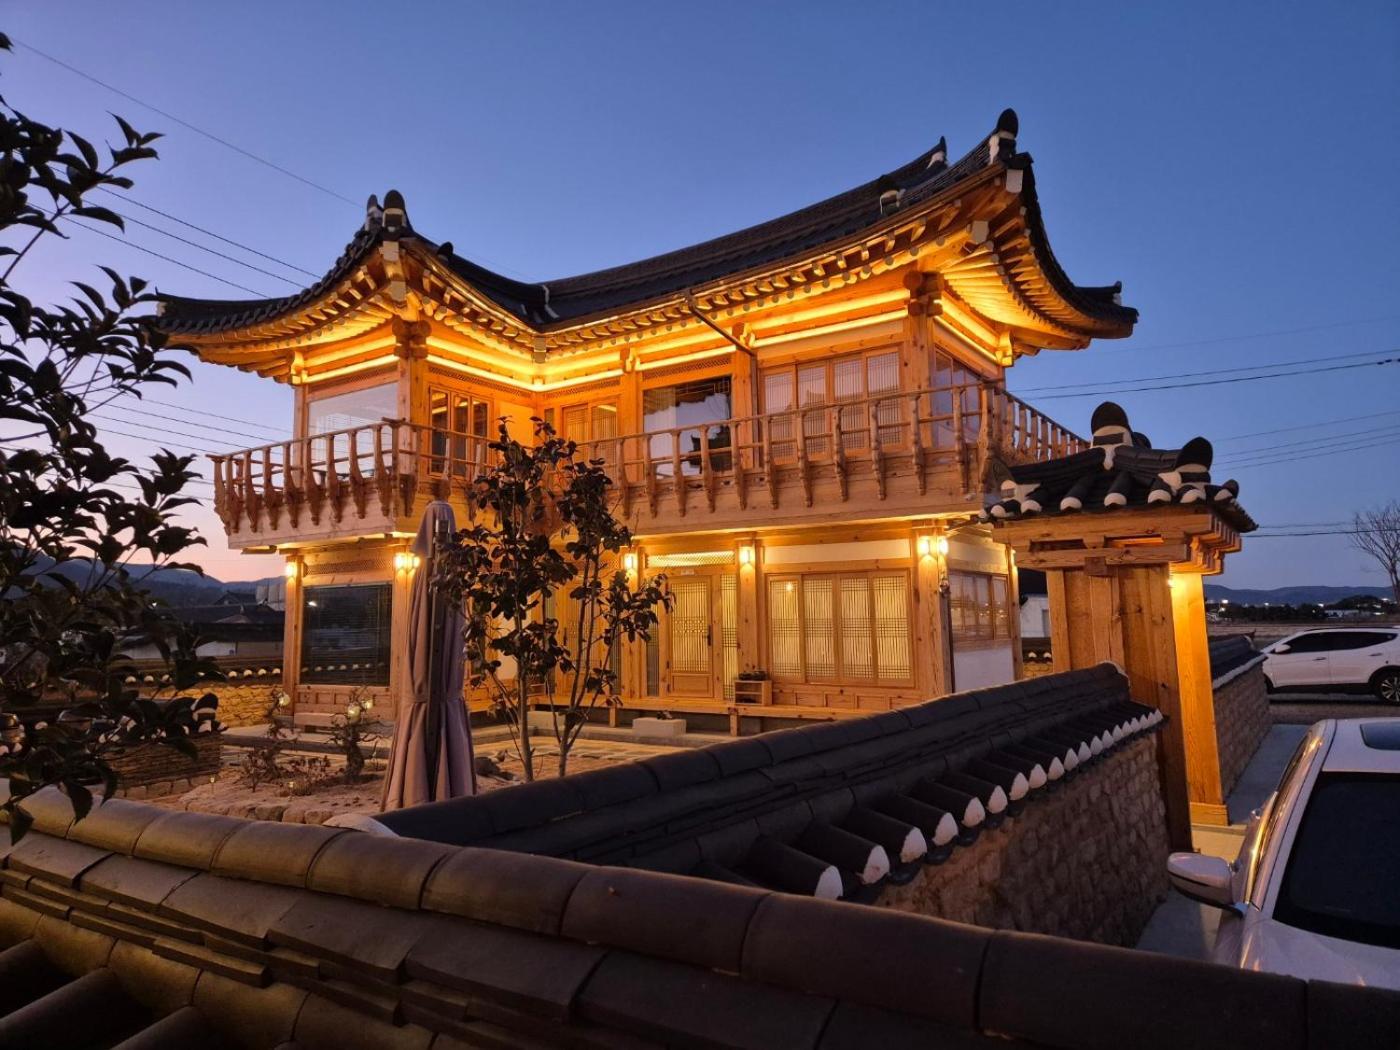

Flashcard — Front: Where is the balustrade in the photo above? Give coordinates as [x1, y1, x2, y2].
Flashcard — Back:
[208, 383, 1083, 537]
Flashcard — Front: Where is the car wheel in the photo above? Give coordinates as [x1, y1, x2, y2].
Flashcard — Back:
[1374, 669, 1400, 704]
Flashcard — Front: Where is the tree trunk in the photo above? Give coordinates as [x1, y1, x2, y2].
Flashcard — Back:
[518, 677, 534, 782]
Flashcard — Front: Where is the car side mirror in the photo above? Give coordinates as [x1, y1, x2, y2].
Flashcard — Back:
[1272, 643, 1290, 654]
[1167, 852, 1236, 909]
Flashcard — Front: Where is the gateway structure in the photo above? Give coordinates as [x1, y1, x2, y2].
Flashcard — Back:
[162, 110, 1138, 730]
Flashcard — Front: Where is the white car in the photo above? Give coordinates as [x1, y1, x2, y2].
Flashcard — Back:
[1167, 719, 1400, 988]
[1261, 627, 1400, 702]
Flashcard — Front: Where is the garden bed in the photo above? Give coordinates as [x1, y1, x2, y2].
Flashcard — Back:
[146, 738, 679, 824]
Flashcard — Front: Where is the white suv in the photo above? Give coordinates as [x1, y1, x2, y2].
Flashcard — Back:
[1167, 719, 1400, 988]
[1262, 628, 1400, 702]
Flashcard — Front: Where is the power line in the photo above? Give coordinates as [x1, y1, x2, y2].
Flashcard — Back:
[1226, 433, 1400, 470]
[1228, 428, 1400, 464]
[14, 37, 359, 207]
[1228, 422, 1400, 457]
[98, 406, 282, 444]
[1033, 356, 1398, 402]
[97, 423, 221, 456]
[93, 189, 321, 279]
[90, 211, 303, 287]
[1095, 314, 1400, 355]
[1017, 349, 1391, 394]
[1219, 409, 1400, 442]
[136, 398, 288, 437]
[67, 219, 273, 297]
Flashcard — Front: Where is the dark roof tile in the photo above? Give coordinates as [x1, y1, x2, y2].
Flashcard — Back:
[79, 855, 197, 910]
[133, 811, 246, 870]
[212, 823, 344, 887]
[6, 833, 111, 887]
[744, 895, 989, 1028]
[404, 917, 605, 1021]
[269, 894, 435, 981]
[979, 929, 1305, 1050]
[305, 834, 455, 910]
[561, 866, 766, 973]
[422, 848, 590, 935]
[577, 951, 835, 1050]
[159, 872, 303, 947]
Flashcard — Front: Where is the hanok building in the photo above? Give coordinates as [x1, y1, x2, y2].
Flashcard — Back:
[161, 109, 1138, 730]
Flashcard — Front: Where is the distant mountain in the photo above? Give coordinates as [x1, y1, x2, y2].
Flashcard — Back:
[1204, 583, 1393, 606]
[22, 557, 278, 607]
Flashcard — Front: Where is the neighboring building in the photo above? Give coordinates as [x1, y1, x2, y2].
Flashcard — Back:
[124, 600, 284, 661]
[159, 109, 1137, 727]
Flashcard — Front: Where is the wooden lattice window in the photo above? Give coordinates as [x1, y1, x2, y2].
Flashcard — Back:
[766, 571, 912, 684]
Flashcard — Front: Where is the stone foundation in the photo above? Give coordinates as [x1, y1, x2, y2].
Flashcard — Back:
[877, 734, 1169, 946]
[1213, 664, 1271, 796]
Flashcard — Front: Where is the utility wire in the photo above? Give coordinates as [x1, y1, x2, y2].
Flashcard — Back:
[130, 398, 288, 438]
[94, 211, 303, 287]
[1095, 314, 1400, 355]
[93, 188, 321, 279]
[1219, 409, 1400, 442]
[1033, 356, 1398, 402]
[67, 219, 273, 297]
[1227, 422, 1400, 457]
[1226, 433, 1400, 470]
[14, 38, 359, 207]
[1017, 349, 1392, 394]
[1227, 428, 1400, 464]
[98, 406, 283, 444]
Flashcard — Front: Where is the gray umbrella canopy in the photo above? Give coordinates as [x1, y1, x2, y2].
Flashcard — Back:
[381, 500, 475, 810]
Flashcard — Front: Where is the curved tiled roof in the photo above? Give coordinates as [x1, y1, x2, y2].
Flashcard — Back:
[2, 670, 1396, 1047]
[159, 110, 1138, 340]
[376, 665, 1163, 902]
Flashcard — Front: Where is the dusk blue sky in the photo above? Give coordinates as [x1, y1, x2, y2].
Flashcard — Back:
[6, 2, 1398, 587]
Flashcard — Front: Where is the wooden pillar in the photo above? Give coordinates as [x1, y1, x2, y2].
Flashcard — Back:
[912, 525, 953, 699]
[389, 544, 416, 719]
[1006, 545, 1024, 680]
[1171, 572, 1227, 825]
[282, 555, 304, 707]
[737, 536, 761, 673]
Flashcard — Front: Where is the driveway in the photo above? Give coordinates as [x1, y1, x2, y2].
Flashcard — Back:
[1269, 692, 1398, 724]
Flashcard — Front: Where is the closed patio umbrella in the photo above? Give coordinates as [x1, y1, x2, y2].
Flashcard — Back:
[381, 499, 475, 810]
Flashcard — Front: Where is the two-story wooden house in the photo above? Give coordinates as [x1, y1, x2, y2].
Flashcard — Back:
[160, 109, 1137, 731]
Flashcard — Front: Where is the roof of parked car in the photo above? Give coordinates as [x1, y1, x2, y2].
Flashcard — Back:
[1322, 720, 1400, 775]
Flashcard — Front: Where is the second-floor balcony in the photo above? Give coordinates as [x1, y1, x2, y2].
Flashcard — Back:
[207, 384, 1083, 546]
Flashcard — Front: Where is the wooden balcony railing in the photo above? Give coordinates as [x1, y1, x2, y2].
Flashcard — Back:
[208, 383, 1082, 539]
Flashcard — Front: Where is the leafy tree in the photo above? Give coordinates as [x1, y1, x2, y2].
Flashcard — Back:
[0, 34, 213, 838]
[1352, 502, 1400, 607]
[436, 420, 669, 780]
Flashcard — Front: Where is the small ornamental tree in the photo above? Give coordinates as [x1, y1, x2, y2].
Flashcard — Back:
[0, 33, 214, 838]
[435, 419, 669, 780]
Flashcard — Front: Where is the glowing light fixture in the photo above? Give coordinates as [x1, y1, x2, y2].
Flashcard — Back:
[622, 552, 639, 574]
[283, 561, 299, 580]
[394, 551, 422, 574]
[738, 544, 755, 566]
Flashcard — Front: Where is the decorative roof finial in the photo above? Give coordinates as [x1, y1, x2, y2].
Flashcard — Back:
[364, 194, 383, 232]
[382, 189, 408, 233]
[989, 109, 1019, 164]
[925, 135, 947, 170]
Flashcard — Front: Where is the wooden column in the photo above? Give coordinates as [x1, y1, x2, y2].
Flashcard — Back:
[282, 555, 303, 707]
[1006, 545, 1024, 680]
[737, 536, 761, 674]
[912, 526, 953, 700]
[1172, 572, 1227, 825]
[995, 507, 1242, 851]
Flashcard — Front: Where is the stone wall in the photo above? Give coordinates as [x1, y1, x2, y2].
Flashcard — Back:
[1214, 663, 1271, 796]
[108, 734, 222, 798]
[877, 734, 1169, 946]
[197, 674, 283, 728]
